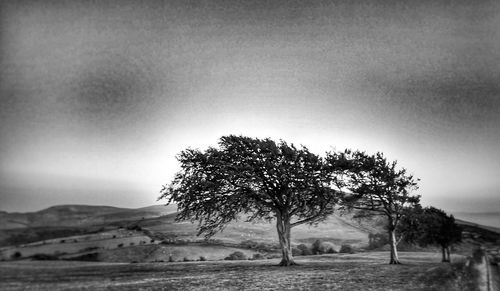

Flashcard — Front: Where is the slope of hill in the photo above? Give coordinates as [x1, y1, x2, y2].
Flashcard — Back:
[455, 219, 500, 236]
[0, 204, 178, 230]
[453, 212, 500, 229]
[1, 204, 498, 264]
[0, 204, 382, 262]
[123, 209, 382, 249]
[0, 204, 378, 245]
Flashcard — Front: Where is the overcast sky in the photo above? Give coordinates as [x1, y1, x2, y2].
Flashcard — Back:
[1, 0, 499, 213]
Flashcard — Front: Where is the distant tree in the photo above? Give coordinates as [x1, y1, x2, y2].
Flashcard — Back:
[399, 206, 462, 262]
[159, 135, 344, 266]
[311, 239, 337, 254]
[327, 150, 420, 264]
[297, 244, 313, 255]
[396, 205, 424, 246]
[367, 232, 390, 250]
[311, 239, 323, 255]
[11, 251, 22, 259]
[339, 244, 354, 254]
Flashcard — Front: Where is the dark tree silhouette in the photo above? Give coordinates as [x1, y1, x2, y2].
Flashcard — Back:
[327, 150, 420, 264]
[398, 206, 462, 262]
[159, 135, 344, 266]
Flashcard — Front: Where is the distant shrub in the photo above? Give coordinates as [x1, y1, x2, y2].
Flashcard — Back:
[199, 256, 207, 261]
[183, 257, 191, 262]
[68, 252, 99, 261]
[112, 235, 117, 239]
[312, 240, 337, 254]
[168, 256, 174, 262]
[117, 243, 124, 248]
[252, 253, 265, 260]
[339, 244, 355, 254]
[130, 242, 135, 246]
[224, 251, 247, 261]
[126, 225, 142, 231]
[297, 244, 313, 256]
[60, 239, 65, 243]
[32, 253, 58, 260]
[11, 251, 22, 259]
[151, 239, 155, 243]
[312, 240, 322, 254]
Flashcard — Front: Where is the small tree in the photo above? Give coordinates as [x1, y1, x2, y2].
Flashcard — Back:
[399, 206, 462, 262]
[327, 150, 420, 264]
[159, 135, 343, 266]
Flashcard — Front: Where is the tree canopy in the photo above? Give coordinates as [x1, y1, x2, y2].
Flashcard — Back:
[398, 206, 462, 262]
[159, 135, 344, 266]
[327, 150, 420, 264]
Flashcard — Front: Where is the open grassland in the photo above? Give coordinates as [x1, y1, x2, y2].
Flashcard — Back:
[1, 207, 378, 261]
[0, 229, 156, 260]
[1, 209, 379, 262]
[144, 212, 376, 247]
[0, 252, 469, 290]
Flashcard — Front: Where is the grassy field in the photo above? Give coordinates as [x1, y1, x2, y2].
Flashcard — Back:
[0, 251, 470, 290]
[0, 229, 156, 260]
[1, 208, 381, 262]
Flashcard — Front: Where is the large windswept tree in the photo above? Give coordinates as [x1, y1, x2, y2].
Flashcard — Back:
[327, 150, 420, 264]
[159, 135, 344, 266]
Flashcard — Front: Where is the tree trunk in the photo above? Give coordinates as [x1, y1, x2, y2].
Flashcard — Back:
[388, 227, 401, 264]
[442, 246, 451, 262]
[276, 211, 296, 266]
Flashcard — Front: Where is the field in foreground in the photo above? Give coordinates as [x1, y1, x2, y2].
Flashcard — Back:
[0, 252, 470, 291]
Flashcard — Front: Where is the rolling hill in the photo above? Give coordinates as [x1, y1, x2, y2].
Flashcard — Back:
[453, 212, 500, 229]
[2, 204, 497, 263]
[0, 204, 179, 229]
[0, 204, 382, 262]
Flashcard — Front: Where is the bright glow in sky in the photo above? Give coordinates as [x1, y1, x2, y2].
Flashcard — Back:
[1, 0, 499, 212]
